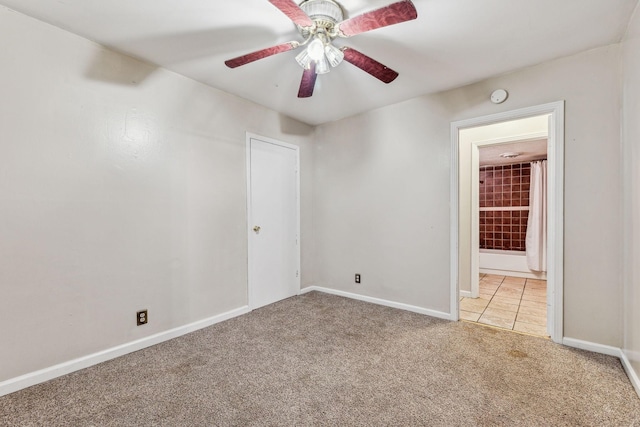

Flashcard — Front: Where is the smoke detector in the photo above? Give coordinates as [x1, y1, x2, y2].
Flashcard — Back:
[491, 89, 509, 104]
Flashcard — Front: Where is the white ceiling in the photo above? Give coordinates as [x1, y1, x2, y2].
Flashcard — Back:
[1, 0, 637, 125]
[479, 139, 547, 166]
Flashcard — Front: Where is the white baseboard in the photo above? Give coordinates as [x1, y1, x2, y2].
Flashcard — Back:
[300, 286, 452, 321]
[479, 268, 546, 280]
[460, 290, 473, 298]
[562, 337, 621, 357]
[0, 305, 250, 397]
[621, 350, 640, 399]
[5, 296, 639, 401]
[557, 338, 640, 399]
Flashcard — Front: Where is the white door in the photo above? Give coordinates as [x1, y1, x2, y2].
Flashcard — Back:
[247, 134, 299, 310]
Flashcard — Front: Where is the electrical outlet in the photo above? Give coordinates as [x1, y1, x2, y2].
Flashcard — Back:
[137, 309, 148, 326]
[355, 274, 361, 284]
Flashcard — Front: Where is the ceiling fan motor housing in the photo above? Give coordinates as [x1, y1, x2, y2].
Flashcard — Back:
[298, 0, 345, 37]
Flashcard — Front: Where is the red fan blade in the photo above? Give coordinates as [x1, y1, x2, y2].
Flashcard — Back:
[269, 0, 314, 28]
[297, 62, 317, 98]
[337, 0, 417, 37]
[225, 42, 299, 68]
[342, 47, 399, 83]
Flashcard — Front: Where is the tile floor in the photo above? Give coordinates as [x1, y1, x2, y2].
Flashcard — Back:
[460, 274, 548, 337]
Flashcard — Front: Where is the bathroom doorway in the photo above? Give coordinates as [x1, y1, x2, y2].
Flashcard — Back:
[450, 102, 564, 343]
[461, 136, 548, 336]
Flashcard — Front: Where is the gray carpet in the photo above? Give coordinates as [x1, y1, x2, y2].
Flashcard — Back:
[1, 291, 639, 426]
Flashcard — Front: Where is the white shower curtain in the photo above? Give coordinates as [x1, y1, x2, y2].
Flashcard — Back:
[526, 160, 547, 272]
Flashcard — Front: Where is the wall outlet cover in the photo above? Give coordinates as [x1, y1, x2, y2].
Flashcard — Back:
[137, 310, 148, 326]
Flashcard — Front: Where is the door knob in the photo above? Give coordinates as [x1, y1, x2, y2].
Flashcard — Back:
[253, 226, 261, 234]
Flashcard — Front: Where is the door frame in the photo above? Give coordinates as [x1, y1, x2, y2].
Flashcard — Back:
[246, 132, 301, 310]
[450, 101, 565, 343]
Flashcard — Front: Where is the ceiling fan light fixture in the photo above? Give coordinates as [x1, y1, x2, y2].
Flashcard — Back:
[297, 35, 338, 73]
[295, 48, 312, 69]
[307, 37, 325, 61]
[316, 56, 331, 74]
[324, 43, 344, 67]
[499, 152, 521, 159]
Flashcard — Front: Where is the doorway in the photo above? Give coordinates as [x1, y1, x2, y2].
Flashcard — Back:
[246, 133, 300, 310]
[450, 102, 564, 343]
[461, 133, 549, 336]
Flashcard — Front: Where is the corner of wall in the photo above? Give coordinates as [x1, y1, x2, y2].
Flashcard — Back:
[621, 0, 640, 397]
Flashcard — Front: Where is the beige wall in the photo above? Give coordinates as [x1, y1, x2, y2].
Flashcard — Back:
[314, 45, 623, 346]
[0, 8, 315, 382]
[623, 5, 640, 381]
[313, 99, 453, 312]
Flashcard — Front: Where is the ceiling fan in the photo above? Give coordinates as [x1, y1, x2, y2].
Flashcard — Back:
[225, 0, 418, 98]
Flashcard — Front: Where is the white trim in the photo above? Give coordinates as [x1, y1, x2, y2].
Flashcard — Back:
[563, 338, 640, 398]
[300, 286, 452, 321]
[450, 101, 565, 344]
[562, 337, 621, 357]
[0, 305, 250, 397]
[246, 133, 301, 310]
[547, 108, 565, 343]
[479, 268, 546, 280]
[246, 136, 253, 308]
[474, 132, 549, 147]
[450, 121, 460, 321]
[246, 132, 300, 151]
[470, 143, 480, 298]
[621, 350, 640, 398]
[460, 290, 473, 298]
[480, 206, 530, 212]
